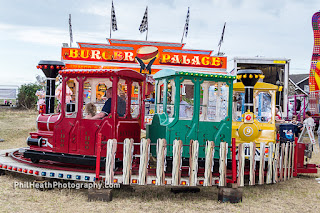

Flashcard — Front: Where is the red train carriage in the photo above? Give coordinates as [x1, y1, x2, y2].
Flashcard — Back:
[24, 61, 146, 167]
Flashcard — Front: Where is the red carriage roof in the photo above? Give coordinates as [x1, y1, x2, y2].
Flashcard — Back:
[59, 69, 146, 81]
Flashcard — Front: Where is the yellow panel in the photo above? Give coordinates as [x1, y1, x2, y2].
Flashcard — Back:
[273, 60, 286, 64]
[314, 72, 320, 90]
[232, 120, 276, 148]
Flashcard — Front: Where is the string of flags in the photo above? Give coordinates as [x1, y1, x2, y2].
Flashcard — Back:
[109, 3, 189, 42]
[70, 3, 228, 46]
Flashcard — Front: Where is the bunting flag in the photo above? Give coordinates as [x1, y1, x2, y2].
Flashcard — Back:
[184, 7, 190, 37]
[69, 14, 73, 47]
[139, 7, 148, 33]
[111, 1, 118, 31]
[218, 22, 226, 47]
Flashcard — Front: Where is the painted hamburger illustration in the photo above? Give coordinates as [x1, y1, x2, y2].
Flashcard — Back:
[136, 46, 159, 63]
[135, 46, 159, 74]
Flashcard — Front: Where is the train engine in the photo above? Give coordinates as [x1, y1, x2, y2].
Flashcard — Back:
[232, 69, 278, 148]
[23, 60, 146, 167]
[147, 69, 235, 159]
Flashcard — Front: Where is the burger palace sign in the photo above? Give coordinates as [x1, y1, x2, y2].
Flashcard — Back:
[61, 39, 227, 74]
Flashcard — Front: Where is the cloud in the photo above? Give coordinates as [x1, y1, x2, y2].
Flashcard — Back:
[0, 23, 67, 46]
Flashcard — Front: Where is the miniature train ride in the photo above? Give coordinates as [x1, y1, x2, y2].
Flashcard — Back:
[0, 60, 318, 186]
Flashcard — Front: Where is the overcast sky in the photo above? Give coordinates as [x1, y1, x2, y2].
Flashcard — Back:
[0, 0, 319, 86]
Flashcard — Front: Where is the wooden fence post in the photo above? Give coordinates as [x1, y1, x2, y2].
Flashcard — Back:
[105, 139, 117, 185]
[219, 142, 227, 187]
[189, 140, 199, 186]
[204, 141, 215, 186]
[138, 138, 150, 185]
[172, 139, 183, 186]
[280, 143, 285, 181]
[237, 143, 245, 187]
[259, 143, 265, 185]
[266, 142, 274, 184]
[273, 143, 280, 183]
[249, 142, 256, 186]
[123, 138, 134, 185]
[156, 138, 167, 185]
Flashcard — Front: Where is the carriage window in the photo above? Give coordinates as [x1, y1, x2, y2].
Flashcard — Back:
[131, 82, 140, 118]
[157, 81, 164, 114]
[208, 83, 218, 120]
[83, 82, 92, 104]
[167, 79, 175, 118]
[254, 91, 272, 123]
[96, 83, 107, 103]
[117, 80, 127, 117]
[83, 82, 96, 119]
[64, 78, 78, 118]
[199, 82, 229, 121]
[232, 91, 245, 121]
[179, 80, 194, 120]
[200, 82, 208, 121]
[219, 83, 229, 120]
[91, 79, 112, 113]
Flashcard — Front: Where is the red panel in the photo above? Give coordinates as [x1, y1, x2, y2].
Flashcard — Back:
[78, 120, 100, 156]
[68, 120, 79, 153]
[296, 143, 306, 168]
[116, 120, 141, 159]
[97, 119, 114, 157]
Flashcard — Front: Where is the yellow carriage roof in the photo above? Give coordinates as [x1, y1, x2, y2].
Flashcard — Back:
[233, 82, 278, 90]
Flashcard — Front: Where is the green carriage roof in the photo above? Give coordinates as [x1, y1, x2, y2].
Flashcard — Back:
[153, 69, 236, 80]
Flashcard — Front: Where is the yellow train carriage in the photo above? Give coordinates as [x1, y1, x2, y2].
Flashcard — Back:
[232, 70, 278, 148]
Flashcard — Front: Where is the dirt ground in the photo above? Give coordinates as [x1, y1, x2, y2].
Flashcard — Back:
[0, 109, 319, 213]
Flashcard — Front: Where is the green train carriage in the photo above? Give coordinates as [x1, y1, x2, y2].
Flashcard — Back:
[146, 69, 236, 159]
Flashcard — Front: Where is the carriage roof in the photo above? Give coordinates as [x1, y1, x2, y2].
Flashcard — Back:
[153, 69, 236, 81]
[59, 69, 146, 81]
[233, 82, 278, 91]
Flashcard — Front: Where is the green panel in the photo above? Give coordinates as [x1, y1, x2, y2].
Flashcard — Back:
[147, 69, 234, 159]
[198, 121, 231, 158]
[146, 114, 167, 157]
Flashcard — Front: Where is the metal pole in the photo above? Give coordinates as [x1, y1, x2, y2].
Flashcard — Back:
[146, 6, 148, 41]
[181, 27, 185, 43]
[293, 137, 298, 177]
[146, 27, 148, 41]
[294, 95, 297, 116]
[303, 96, 306, 120]
[217, 45, 221, 55]
[283, 63, 289, 118]
[69, 14, 72, 48]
